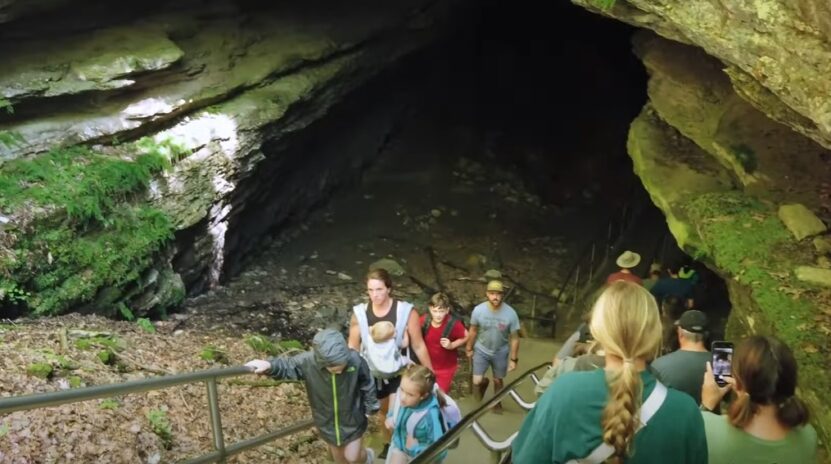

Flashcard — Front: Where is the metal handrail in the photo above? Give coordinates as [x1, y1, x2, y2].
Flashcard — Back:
[0, 365, 315, 463]
[411, 363, 548, 464]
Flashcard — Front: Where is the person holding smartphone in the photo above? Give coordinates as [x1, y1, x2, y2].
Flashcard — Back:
[700, 335, 817, 463]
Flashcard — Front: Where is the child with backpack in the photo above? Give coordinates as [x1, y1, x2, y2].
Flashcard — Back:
[385, 364, 461, 463]
[246, 329, 379, 464]
[420, 292, 468, 393]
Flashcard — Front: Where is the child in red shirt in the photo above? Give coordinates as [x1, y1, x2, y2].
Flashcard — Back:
[419, 292, 468, 393]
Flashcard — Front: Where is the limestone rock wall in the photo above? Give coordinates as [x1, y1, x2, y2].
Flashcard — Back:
[624, 29, 831, 455]
[572, 0, 831, 449]
[0, 0, 460, 317]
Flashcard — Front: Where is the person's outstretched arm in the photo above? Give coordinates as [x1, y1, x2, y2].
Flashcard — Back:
[245, 355, 305, 380]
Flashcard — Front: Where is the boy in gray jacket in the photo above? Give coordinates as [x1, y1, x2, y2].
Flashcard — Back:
[247, 329, 379, 464]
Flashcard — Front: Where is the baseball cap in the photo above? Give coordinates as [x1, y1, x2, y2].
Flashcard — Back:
[675, 310, 708, 333]
[486, 280, 504, 293]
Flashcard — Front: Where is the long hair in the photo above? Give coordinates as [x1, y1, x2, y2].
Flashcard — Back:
[590, 281, 662, 461]
[728, 335, 809, 429]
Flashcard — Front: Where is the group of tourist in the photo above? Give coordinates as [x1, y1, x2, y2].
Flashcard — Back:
[247, 268, 518, 463]
[244, 252, 819, 463]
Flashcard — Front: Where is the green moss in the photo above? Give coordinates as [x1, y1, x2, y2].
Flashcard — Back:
[0, 140, 181, 315]
[99, 398, 120, 410]
[26, 362, 53, 379]
[75, 335, 123, 351]
[68, 376, 82, 388]
[97, 349, 116, 365]
[683, 192, 830, 410]
[590, 0, 616, 9]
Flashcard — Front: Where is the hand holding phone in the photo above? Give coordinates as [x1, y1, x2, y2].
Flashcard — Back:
[711, 341, 734, 387]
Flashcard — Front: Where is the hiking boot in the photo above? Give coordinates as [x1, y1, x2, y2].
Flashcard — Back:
[492, 401, 504, 414]
[379, 443, 390, 460]
[475, 377, 490, 401]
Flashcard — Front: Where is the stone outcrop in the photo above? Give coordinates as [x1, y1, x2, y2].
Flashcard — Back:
[0, 0, 461, 316]
[622, 29, 831, 454]
[573, 0, 831, 150]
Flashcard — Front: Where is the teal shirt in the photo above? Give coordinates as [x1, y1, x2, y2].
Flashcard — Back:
[702, 411, 817, 464]
[513, 369, 707, 464]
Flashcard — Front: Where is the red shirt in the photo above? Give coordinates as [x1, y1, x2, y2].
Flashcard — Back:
[606, 271, 643, 285]
[419, 314, 467, 371]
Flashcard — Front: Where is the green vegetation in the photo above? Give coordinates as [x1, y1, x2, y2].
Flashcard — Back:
[74, 335, 123, 351]
[26, 362, 53, 379]
[97, 349, 116, 365]
[246, 335, 280, 356]
[0, 130, 25, 150]
[0, 137, 190, 316]
[245, 335, 304, 356]
[592, 0, 616, 10]
[200, 345, 229, 364]
[136, 318, 156, 333]
[683, 192, 828, 395]
[99, 398, 120, 410]
[146, 408, 173, 449]
[279, 339, 304, 351]
[0, 97, 12, 114]
[68, 376, 82, 388]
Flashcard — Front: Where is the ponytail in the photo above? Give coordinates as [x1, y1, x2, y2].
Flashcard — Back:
[776, 396, 810, 428]
[601, 360, 643, 462]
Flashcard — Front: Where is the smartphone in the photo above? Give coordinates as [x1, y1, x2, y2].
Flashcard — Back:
[711, 341, 734, 387]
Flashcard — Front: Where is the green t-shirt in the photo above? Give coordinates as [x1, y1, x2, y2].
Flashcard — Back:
[702, 411, 817, 464]
[513, 369, 707, 464]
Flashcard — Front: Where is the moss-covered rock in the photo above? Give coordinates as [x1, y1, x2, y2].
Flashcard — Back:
[626, 32, 831, 456]
[778, 204, 828, 241]
[26, 362, 53, 379]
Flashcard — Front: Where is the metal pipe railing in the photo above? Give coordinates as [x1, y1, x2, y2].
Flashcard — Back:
[0, 365, 315, 463]
[411, 362, 548, 464]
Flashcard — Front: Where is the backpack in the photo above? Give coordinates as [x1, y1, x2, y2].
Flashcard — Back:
[354, 300, 412, 378]
[421, 314, 462, 340]
[392, 385, 462, 449]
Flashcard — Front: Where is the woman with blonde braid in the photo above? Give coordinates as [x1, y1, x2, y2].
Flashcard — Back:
[512, 281, 707, 463]
[700, 335, 817, 463]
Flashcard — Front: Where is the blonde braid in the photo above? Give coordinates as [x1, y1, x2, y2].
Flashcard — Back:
[601, 363, 642, 461]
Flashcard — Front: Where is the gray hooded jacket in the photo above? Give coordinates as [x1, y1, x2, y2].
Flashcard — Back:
[269, 329, 379, 446]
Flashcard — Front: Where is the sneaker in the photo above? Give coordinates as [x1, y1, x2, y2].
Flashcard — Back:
[379, 443, 390, 460]
[365, 447, 376, 464]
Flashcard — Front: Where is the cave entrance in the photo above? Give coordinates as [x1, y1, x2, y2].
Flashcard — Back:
[189, 0, 731, 344]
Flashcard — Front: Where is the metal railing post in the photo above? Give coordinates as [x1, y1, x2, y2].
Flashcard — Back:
[206, 378, 226, 463]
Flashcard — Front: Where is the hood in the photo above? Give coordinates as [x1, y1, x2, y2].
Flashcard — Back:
[312, 329, 351, 367]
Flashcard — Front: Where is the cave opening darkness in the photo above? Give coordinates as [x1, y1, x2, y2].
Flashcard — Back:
[216, 0, 732, 336]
